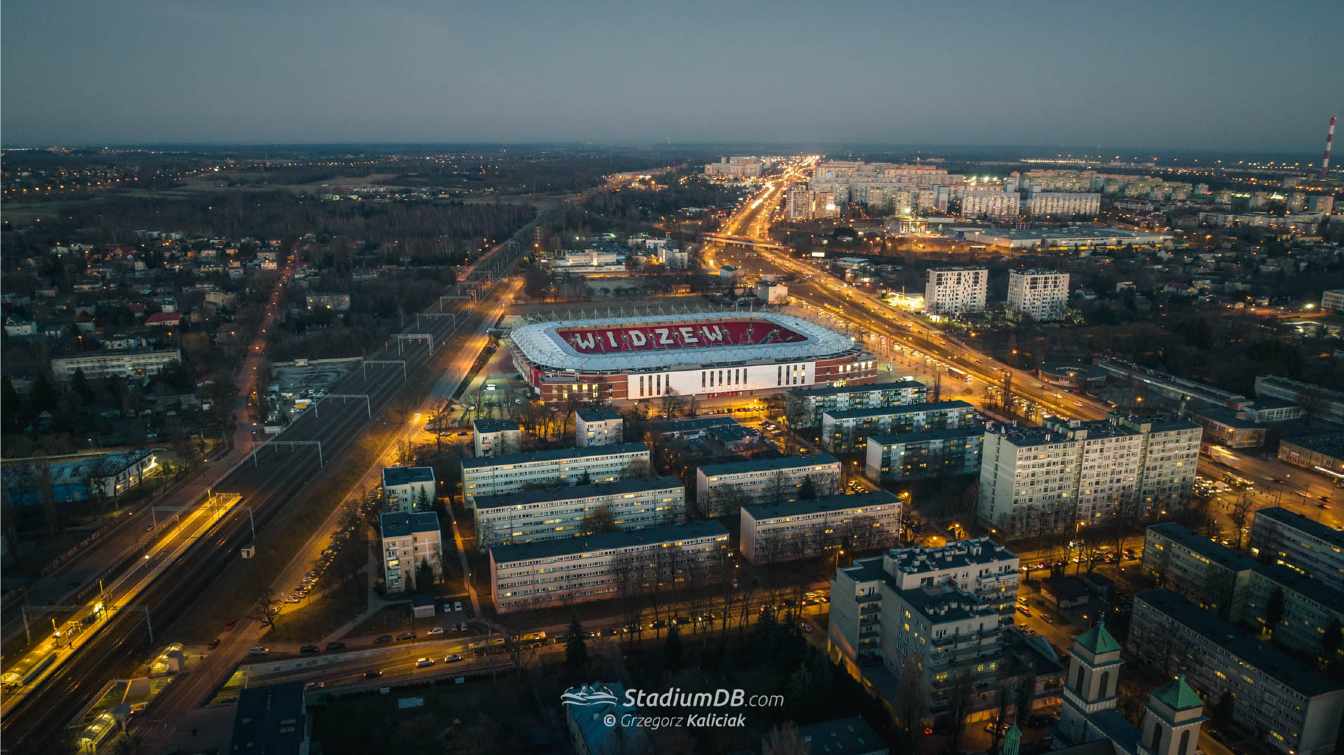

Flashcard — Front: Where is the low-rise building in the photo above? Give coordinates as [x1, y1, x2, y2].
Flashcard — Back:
[1323, 289, 1344, 314]
[229, 683, 309, 755]
[489, 521, 728, 613]
[1255, 376, 1344, 423]
[575, 406, 624, 447]
[1250, 507, 1344, 590]
[51, 349, 181, 381]
[865, 427, 983, 482]
[1188, 405, 1266, 449]
[1129, 589, 1344, 755]
[381, 466, 436, 513]
[380, 511, 444, 594]
[738, 491, 901, 563]
[473, 477, 686, 551]
[695, 454, 842, 516]
[821, 401, 978, 454]
[788, 380, 928, 428]
[461, 443, 650, 507]
[1277, 433, 1344, 479]
[472, 418, 522, 458]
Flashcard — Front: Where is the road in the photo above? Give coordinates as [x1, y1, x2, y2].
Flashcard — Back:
[703, 167, 1338, 526]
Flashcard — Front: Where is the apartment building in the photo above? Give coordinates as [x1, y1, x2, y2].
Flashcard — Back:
[704, 156, 763, 180]
[924, 268, 987, 316]
[460, 443, 650, 507]
[1129, 590, 1344, 755]
[489, 520, 728, 614]
[695, 454, 841, 516]
[1323, 289, 1344, 314]
[1250, 507, 1344, 590]
[380, 511, 444, 594]
[1006, 270, 1070, 321]
[51, 349, 181, 380]
[575, 406, 624, 447]
[788, 380, 928, 428]
[472, 477, 685, 551]
[381, 466, 436, 513]
[1143, 522, 1344, 660]
[738, 491, 901, 563]
[865, 427, 984, 482]
[960, 190, 1020, 219]
[1141, 522, 1257, 620]
[883, 538, 1019, 614]
[1024, 192, 1101, 217]
[821, 400, 978, 454]
[472, 418, 522, 458]
[977, 416, 1201, 539]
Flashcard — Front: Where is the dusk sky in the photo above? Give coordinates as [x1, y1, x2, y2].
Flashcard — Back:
[3, 0, 1340, 150]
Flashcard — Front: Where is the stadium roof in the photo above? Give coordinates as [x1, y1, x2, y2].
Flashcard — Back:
[510, 311, 858, 372]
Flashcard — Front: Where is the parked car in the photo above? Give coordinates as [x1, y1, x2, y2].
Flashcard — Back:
[444, 654, 463, 663]
[416, 657, 434, 668]
[208, 638, 221, 650]
[363, 670, 382, 679]
[325, 641, 346, 652]
[427, 627, 445, 637]
[300, 644, 320, 655]
[396, 631, 416, 641]
[375, 634, 393, 645]
[248, 646, 270, 655]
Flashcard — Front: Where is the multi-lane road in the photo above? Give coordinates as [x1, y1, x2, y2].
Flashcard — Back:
[703, 169, 1338, 526]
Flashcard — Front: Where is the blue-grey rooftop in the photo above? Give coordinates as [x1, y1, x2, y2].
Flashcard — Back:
[792, 379, 927, 399]
[473, 418, 520, 433]
[741, 491, 900, 521]
[379, 510, 441, 538]
[697, 452, 840, 477]
[382, 466, 435, 487]
[490, 520, 727, 564]
[473, 476, 683, 510]
[823, 400, 973, 422]
[461, 442, 648, 470]
[576, 406, 622, 422]
[1253, 506, 1344, 547]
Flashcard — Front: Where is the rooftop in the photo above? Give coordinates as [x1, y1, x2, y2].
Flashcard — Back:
[1253, 506, 1344, 548]
[649, 416, 739, 436]
[885, 537, 1018, 576]
[461, 442, 648, 470]
[1281, 432, 1344, 458]
[1147, 522, 1258, 572]
[792, 379, 927, 399]
[1152, 675, 1204, 711]
[798, 716, 886, 755]
[472, 418, 520, 433]
[698, 452, 840, 477]
[741, 491, 900, 521]
[490, 520, 727, 564]
[576, 406, 622, 422]
[379, 511, 440, 538]
[473, 476, 683, 510]
[229, 682, 307, 755]
[868, 426, 985, 445]
[898, 583, 997, 623]
[824, 400, 973, 422]
[1073, 620, 1121, 655]
[381, 466, 435, 487]
[1135, 589, 1343, 698]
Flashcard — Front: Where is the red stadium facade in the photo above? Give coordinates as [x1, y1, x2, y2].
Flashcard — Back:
[510, 312, 876, 405]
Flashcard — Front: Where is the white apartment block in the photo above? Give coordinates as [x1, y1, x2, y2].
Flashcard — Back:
[695, 454, 842, 516]
[1130, 589, 1344, 755]
[960, 190, 1020, 219]
[460, 443, 650, 508]
[977, 416, 1201, 539]
[51, 349, 181, 381]
[880, 538, 1020, 614]
[1006, 269, 1070, 321]
[381, 466, 436, 513]
[490, 521, 728, 614]
[821, 400, 978, 454]
[789, 379, 928, 428]
[738, 491, 901, 563]
[380, 511, 444, 594]
[575, 406, 624, 447]
[1250, 507, 1344, 590]
[925, 268, 987, 316]
[473, 418, 523, 458]
[1024, 192, 1101, 217]
[1322, 289, 1344, 314]
[472, 477, 686, 551]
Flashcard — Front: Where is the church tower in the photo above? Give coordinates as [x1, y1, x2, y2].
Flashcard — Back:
[1057, 619, 1123, 745]
[1137, 676, 1205, 755]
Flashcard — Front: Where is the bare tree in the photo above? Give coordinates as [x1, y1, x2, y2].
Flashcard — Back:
[1227, 491, 1254, 551]
[580, 503, 619, 535]
[249, 587, 282, 629]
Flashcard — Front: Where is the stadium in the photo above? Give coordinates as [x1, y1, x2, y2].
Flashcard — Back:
[509, 311, 876, 404]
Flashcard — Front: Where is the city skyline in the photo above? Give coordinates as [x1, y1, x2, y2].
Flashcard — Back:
[2, 0, 1341, 150]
